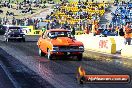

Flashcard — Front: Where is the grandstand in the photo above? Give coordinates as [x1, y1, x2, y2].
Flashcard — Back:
[44, 1, 109, 32]
[110, 2, 132, 27]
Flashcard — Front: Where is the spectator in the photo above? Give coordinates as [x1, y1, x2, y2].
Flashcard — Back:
[115, 26, 119, 36]
[124, 22, 132, 45]
[42, 26, 46, 32]
[84, 26, 90, 34]
[46, 21, 50, 30]
[119, 26, 124, 36]
[103, 29, 108, 37]
[71, 26, 75, 35]
[12, 17, 16, 25]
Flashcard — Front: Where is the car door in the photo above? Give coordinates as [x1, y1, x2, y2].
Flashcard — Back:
[40, 31, 49, 53]
[45, 32, 52, 51]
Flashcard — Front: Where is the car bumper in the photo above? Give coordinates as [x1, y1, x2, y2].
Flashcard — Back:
[51, 49, 84, 52]
[51, 50, 84, 55]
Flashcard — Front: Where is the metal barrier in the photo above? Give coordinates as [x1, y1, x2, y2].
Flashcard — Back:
[26, 30, 43, 35]
[75, 31, 86, 35]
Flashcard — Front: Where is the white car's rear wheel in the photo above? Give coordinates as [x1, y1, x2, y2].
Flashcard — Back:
[22, 38, 25, 42]
[5, 38, 9, 42]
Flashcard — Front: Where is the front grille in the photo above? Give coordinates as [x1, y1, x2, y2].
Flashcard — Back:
[10, 35, 22, 37]
[59, 46, 79, 50]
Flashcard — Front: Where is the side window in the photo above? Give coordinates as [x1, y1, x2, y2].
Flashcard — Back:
[47, 32, 52, 38]
[47, 32, 51, 38]
[47, 32, 56, 38]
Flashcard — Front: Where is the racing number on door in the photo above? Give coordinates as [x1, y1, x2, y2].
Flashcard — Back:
[99, 40, 108, 49]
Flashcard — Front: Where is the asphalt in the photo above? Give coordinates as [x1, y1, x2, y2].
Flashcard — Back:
[0, 61, 15, 88]
[0, 35, 132, 88]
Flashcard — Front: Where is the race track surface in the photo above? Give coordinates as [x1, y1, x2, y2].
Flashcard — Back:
[0, 35, 132, 88]
[0, 63, 15, 88]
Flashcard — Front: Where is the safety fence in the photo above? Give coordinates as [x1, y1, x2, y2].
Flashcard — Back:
[20, 25, 87, 35]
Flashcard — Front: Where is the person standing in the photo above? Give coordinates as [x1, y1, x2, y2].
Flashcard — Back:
[71, 26, 75, 35]
[119, 25, 124, 36]
[84, 26, 89, 34]
[124, 22, 132, 45]
[115, 26, 119, 36]
[42, 26, 46, 33]
[12, 17, 16, 25]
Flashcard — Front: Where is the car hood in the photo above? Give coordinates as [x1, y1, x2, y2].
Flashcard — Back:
[50, 37, 83, 46]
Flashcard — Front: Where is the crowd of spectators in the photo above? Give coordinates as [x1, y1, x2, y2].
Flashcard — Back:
[44, 0, 105, 33]
[2, 0, 130, 37]
[0, 0, 47, 15]
[0, 0, 106, 33]
[78, 1, 132, 37]
[111, 1, 132, 27]
[100, 1, 132, 37]
[0, 1, 13, 8]
[0, 16, 44, 29]
[0, 0, 50, 28]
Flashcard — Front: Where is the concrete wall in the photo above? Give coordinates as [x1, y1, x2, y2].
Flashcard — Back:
[121, 45, 132, 59]
[75, 34, 132, 59]
[75, 34, 116, 54]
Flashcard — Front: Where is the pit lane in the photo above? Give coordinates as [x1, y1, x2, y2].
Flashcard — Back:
[0, 35, 132, 88]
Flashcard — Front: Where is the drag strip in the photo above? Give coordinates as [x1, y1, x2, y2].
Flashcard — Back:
[0, 61, 16, 88]
[0, 48, 55, 88]
[0, 35, 132, 88]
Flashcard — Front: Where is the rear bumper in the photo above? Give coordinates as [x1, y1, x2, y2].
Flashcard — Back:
[8, 37, 24, 39]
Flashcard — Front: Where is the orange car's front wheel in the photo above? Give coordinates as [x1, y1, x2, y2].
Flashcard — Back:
[47, 49, 53, 60]
[77, 54, 83, 61]
[39, 49, 46, 56]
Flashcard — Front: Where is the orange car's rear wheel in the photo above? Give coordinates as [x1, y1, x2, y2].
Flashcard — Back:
[47, 49, 53, 60]
[39, 49, 46, 56]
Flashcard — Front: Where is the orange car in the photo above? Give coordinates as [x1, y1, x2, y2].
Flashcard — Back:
[37, 29, 84, 60]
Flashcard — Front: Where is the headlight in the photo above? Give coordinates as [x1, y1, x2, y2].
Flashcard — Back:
[79, 46, 84, 49]
[53, 46, 59, 50]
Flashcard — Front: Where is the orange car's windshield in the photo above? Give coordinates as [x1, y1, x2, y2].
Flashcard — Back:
[49, 31, 71, 37]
